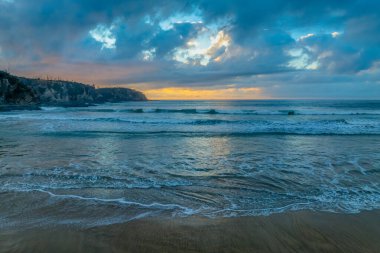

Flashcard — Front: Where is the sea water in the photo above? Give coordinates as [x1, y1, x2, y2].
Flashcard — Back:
[1, 100, 380, 227]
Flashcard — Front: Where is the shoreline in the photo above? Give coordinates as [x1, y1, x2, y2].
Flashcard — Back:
[1, 210, 380, 253]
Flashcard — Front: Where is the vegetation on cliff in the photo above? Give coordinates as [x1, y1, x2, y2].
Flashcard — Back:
[96, 88, 147, 102]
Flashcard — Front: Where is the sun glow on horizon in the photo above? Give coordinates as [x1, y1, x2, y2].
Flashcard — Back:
[141, 87, 264, 100]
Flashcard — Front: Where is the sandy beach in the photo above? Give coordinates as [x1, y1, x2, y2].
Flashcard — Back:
[1, 210, 379, 253]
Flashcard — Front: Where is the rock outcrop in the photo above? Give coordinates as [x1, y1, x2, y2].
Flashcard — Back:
[0, 71, 147, 109]
[0, 71, 39, 107]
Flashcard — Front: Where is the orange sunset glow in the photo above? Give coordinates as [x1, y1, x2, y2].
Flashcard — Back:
[141, 87, 264, 100]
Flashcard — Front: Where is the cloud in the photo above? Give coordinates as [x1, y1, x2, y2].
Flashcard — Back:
[0, 0, 379, 98]
[89, 24, 117, 49]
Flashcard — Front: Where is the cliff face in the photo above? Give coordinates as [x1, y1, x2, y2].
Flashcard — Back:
[0, 71, 147, 108]
[19, 78, 98, 106]
[0, 71, 39, 106]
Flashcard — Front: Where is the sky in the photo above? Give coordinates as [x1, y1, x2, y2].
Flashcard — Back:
[0, 0, 380, 100]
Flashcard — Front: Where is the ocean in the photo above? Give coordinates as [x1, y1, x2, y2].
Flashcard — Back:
[1, 100, 380, 228]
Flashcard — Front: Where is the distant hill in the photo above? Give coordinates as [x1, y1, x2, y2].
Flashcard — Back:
[0, 71, 147, 110]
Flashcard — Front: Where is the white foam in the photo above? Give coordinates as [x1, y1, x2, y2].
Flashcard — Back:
[36, 189, 197, 215]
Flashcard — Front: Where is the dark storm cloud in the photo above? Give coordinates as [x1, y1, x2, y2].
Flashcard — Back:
[0, 0, 184, 58]
[0, 0, 379, 98]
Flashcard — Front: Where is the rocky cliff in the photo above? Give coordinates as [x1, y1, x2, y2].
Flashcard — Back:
[0, 71, 147, 109]
[0, 71, 39, 108]
[19, 77, 98, 106]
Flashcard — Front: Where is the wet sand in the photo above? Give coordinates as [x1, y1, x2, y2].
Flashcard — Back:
[1, 210, 380, 253]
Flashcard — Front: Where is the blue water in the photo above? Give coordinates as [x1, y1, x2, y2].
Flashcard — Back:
[1, 100, 380, 227]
